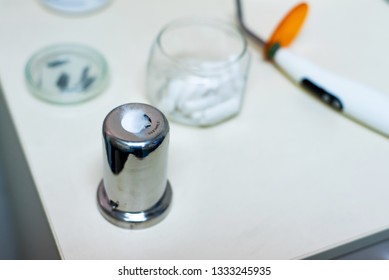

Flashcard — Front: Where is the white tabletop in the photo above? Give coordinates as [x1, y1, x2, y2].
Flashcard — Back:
[1, 0, 389, 259]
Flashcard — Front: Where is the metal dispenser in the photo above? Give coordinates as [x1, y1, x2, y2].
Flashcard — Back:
[97, 103, 172, 229]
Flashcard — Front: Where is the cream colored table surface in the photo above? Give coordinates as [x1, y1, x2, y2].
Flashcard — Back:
[1, 0, 389, 259]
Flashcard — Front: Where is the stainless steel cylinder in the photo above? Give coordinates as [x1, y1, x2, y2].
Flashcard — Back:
[97, 103, 172, 229]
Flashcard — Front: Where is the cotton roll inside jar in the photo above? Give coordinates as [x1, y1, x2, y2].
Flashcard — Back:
[146, 18, 250, 126]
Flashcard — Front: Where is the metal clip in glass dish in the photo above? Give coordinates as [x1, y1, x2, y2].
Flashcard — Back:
[25, 43, 109, 104]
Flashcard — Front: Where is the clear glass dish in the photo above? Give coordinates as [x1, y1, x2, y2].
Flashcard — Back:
[25, 43, 109, 104]
[40, 0, 111, 15]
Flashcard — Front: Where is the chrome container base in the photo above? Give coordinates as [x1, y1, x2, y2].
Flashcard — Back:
[97, 179, 172, 229]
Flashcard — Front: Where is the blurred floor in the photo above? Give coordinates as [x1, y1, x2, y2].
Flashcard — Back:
[334, 238, 389, 260]
[0, 159, 20, 259]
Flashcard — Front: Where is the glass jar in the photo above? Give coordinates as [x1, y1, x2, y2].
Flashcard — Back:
[146, 18, 250, 126]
